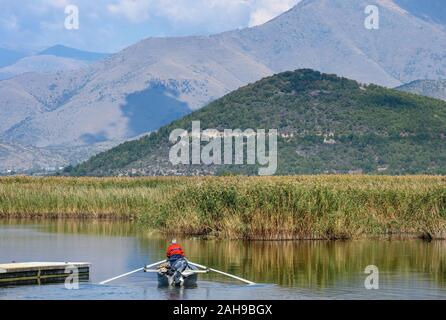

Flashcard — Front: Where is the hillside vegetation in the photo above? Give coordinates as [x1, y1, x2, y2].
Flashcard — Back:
[68, 69, 446, 176]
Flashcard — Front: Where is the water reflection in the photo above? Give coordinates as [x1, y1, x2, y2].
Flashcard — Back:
[0, 219, 445, 299]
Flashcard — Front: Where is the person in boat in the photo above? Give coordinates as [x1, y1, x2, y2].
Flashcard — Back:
[166, 239, 188, 284]
[166, 239, 185, 263]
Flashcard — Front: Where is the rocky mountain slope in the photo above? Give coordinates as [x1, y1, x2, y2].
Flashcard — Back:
[0, 45, 109, 80]
[0, 55, 90, 80]
[396, 80, 446, 101]
[394, 0, 446, 26]
[37, 45, 109, 62]
[2, 0, 446, 171]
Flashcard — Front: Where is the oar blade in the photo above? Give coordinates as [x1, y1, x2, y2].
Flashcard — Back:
[188, 261, 255, 285]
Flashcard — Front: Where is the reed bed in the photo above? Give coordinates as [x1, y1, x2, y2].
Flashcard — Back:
[0, 176, 445, 239]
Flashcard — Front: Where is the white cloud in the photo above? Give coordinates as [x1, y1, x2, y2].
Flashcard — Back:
[44, 0, 70, 8]
[107, 0, 152, 23]
[249, 0, 299, 27]
[0, 0, 302, 52]
[1, 15, 19, 30]
[106, 0, 300, 26]
[155, 0, 248, 23]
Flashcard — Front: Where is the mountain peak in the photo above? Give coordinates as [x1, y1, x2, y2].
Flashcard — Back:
[38, 45, 110, 62]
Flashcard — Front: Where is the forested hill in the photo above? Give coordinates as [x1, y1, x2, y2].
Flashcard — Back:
[68, 69, 446, 176]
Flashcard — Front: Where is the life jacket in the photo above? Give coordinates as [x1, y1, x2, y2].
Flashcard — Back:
[166, 244, 185, 258]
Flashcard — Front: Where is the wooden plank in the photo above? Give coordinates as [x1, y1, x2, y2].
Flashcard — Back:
[0, 262, 90, 272]
[0, 262, 90, 286]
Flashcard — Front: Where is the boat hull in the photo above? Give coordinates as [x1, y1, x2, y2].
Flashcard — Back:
[157, 272, 198, 287]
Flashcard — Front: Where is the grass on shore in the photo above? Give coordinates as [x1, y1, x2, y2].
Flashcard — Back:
[0, 176, 445, 240]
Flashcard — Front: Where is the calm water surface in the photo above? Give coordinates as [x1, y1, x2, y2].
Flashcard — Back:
[0, 220, 445, 300]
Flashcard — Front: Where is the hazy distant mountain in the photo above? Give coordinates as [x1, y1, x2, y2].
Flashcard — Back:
[0, 141, 66, 173]
[0, 47, 26, 68]
[0, 140, 118, 173]
[38, 45, 110, 62]
[0, 55, 90, 80]
[396, 80, 446, 101]
[2, 0, 446, 171]
[0, 45, 109, 80]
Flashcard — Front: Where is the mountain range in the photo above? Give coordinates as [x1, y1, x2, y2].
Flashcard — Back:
[0, 45, 109, 81]
[1, 0, 446, 172]
[37, 45, 109, 62]
[68, 69, 446, 176]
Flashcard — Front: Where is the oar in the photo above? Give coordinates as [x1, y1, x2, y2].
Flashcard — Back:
[144, 269, 209, 274]
[188, 261, 255, 285]
[99, 260, 165, 285]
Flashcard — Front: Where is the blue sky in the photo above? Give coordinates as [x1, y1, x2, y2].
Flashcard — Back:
[0, 0, 300, 53]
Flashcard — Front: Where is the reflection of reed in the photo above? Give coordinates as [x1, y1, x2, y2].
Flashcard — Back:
[43, 219, 139, 237]
[0, 218, 139, 237]
[172, 239, 446, 288]
[2, 219, 445, 289]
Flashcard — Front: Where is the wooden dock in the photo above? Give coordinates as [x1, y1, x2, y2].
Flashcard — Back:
[0, 262, 90, 286]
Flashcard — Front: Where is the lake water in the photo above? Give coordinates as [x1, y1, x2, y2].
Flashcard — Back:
[0, 220, 445, 300]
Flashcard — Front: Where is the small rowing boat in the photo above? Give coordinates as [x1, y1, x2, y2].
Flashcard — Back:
[144, 259, 209, 287]
[101, 260, 254, 287]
